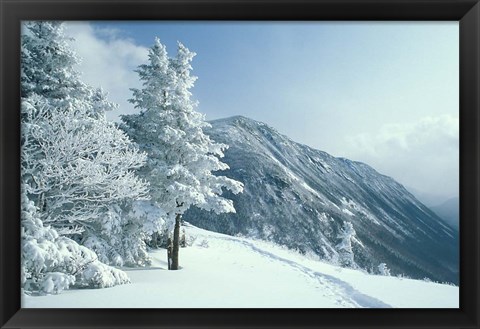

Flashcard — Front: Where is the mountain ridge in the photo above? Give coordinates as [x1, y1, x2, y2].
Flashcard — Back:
[184, 115, 459, 283]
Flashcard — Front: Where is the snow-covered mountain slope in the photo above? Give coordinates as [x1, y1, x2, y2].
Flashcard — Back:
[23, 224, 458, 308]
[184, 116, 459, 284]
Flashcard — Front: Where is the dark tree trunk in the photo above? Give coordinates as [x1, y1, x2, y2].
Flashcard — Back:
[167, 237, 172, 270]
[170, 213, 181, 270]
[38, 193, 46, 212]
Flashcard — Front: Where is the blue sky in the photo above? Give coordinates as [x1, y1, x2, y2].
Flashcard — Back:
[64, 21, 459, 202]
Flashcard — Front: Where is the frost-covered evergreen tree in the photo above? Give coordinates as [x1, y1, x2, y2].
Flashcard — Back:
[335, 221, 357, 268]
[121, 38, 243, 270]
[378, 263, 391, 276]
[21, 21, 151, 289]
[22, 21, 79, 100]
[21, 22, 114, 117]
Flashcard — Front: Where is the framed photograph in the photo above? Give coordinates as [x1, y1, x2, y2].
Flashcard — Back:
[1, 0, 479, 328]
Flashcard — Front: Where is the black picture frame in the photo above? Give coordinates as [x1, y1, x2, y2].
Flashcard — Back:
[1, 0, 478, 328]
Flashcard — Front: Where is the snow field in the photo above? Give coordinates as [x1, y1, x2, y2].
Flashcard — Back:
[23, 225, 458, 308]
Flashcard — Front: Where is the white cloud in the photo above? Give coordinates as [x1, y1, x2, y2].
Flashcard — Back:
[351, 115, 458, 154]
[345, 115, 459, 200]
[64, 22, 148, 121]
[60, 22, 458, 202]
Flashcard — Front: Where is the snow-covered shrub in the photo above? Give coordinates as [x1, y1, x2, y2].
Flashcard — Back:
[443, 281, 457, 287]
[180, 228, 187, 248]
[147, 228, 171, 249]
[335, 221, 357, 268]
[378, 263, 391, 276]
[395, 273, 410, 280]
[39, 273, 76, 295]
[21, 189, 130, 294]
[185, 234, 197, 247]
[82, 201, 163, 266]
[78, 262, 130, 288]
[197, 239, 209, 248]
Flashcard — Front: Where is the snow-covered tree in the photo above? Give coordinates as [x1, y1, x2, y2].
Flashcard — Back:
[335, 221, 357, 268]
[21, 22, 115, 117]
[22, 97, 149, 231]
[22, 21, 79, 100]
[21, 184, 130, 295]
[378, 263, 391, 276]
[24, 97, 148, 220]
[21, 21, 151, 284]
[83, 200, 166, 267]
[121, 38, 243, 270]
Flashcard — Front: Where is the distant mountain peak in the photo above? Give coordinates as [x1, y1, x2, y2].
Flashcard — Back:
[211, 115, 257, 125]
[430, 197, 459, 230]
[211, 115, 278, 132]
